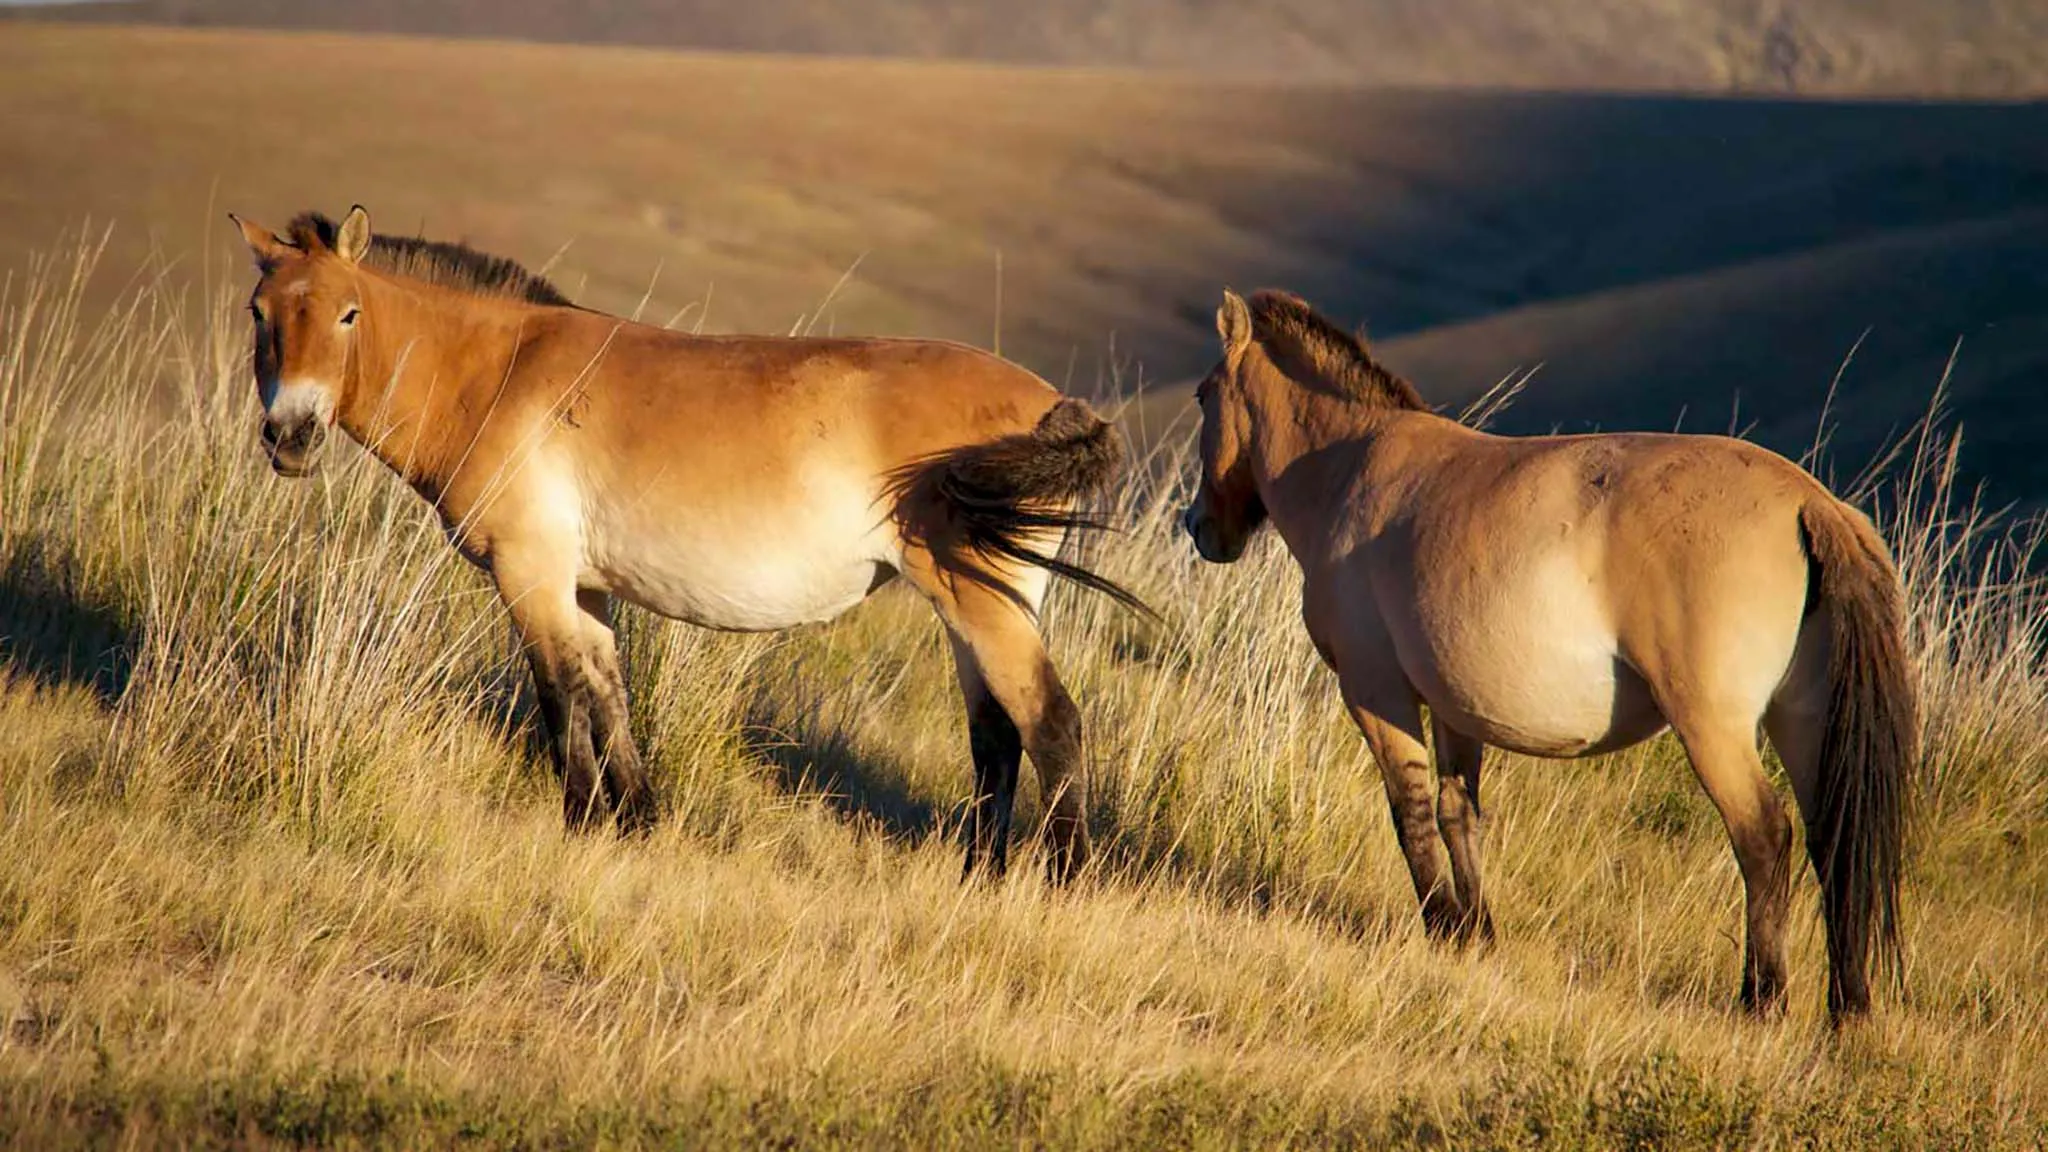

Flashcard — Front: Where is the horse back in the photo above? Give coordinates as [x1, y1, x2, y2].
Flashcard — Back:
[524, 320, 1063, 474]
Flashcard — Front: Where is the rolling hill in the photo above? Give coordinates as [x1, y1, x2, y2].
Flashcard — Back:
[13, 0, 2048, 96]
[1, 23, 2044, 502]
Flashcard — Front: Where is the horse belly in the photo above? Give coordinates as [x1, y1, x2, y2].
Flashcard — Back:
[586, 490, 894, 633]
[1400, 561, 1667, 758]
[1425, 644, 1667, 758]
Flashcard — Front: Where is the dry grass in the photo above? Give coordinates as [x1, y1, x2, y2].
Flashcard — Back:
[1, 234, 2045, 1148]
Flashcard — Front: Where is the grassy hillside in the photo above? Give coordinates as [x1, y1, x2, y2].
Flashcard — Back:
[3, 227, 2045, 1146]
[14, 0, 2048, 95]
[4, 25, 2047, 505]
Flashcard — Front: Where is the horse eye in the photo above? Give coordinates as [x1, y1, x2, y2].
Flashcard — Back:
[339, 306, 360, 326]
[247, 302, 264, 322]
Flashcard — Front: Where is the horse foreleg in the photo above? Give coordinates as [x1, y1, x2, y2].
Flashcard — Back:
[1431, 718, 1495, 947]
[1344, 685, 1463, 941]
[518, 639, 603, 831]
[575, 589, 657, 837]
[499, 563, 607, 832]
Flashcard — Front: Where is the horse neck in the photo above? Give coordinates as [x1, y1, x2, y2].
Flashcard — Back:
[338, 276, 526, 496]
[1243, 367, 1419, 556]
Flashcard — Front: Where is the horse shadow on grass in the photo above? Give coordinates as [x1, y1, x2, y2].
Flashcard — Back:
[0, 550, 135, 705]
[467, 653, 548, 764]
[460, 647, 1414, 949]
[1087, 814, 1418, 948]
[741, 692, 950, 849]
[736, 696, 1414, 947]
[461, 655, 952, 848]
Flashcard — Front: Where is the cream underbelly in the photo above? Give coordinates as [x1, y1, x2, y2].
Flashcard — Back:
[1411, 643, 1669, 758]
[582, 492, 896, 633]
[1387, 556, 1669, 759]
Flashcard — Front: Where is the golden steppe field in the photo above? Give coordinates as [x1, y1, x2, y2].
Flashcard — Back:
[2, 19, 2047, 1150]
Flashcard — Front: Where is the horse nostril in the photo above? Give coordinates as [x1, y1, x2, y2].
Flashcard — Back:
[263, 419, 324, 459]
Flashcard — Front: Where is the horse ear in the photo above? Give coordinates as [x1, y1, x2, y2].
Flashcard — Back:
[230, 213, 292, 269]
[335, 205, 372, 265]
[1216, 289, 1251, 357]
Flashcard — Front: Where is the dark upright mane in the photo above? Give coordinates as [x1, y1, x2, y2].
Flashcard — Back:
[286, 212, 572, 307]
[1247, 290, 1426, 411]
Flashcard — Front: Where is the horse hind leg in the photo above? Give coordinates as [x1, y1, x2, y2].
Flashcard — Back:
[1663, 700, 1797, 1014]
[951, 634, 1023, 880]
[910, 558, 1089, 885]
[1763, 615, 1861, 1015]
[1431, 717, 1496, 947]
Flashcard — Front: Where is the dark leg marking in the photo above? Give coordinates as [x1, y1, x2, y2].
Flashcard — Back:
[1031, 676, 1089, 886]
[962, 686, 1023, 880]
[530, 649, 603, 833]
[1432, 717, 1495, 948]
[576, 590, 656, 837]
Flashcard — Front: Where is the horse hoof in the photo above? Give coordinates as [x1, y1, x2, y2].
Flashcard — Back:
[1465, 912, 1498, 951]
[960, 845, 1011, 885]
[1043, 843, 1089, 888]
[1739, 975, 1789, 1018]
[1420, 897, 1475, 946]
[614, 798, 660, 839]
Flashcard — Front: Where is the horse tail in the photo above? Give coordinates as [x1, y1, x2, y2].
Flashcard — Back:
[894, 397, 1151, 616]
[1798, 496, 1917, 1020]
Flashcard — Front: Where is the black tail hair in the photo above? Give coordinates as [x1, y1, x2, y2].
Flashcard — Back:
[891, 398, 1151, 616]
[1799, 498, 1917, 1023]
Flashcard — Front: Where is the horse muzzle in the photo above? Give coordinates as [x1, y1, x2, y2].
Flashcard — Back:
[1181, 506, 1245, 564]
[262, 416, 327, 477]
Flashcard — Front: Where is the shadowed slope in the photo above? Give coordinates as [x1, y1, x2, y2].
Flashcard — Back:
[1378, 210, 2048, 501]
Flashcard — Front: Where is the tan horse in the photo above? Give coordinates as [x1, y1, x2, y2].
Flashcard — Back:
[1183, 289, 1915, 1022]
[231, 205, 1140, 882]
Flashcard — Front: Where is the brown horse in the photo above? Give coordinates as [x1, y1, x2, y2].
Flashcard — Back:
[231, 204, 1139, 882]
[1183, 289, 1915, 1022]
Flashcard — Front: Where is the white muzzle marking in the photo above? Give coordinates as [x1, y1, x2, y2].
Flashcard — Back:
[264, 377, 337, 428]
